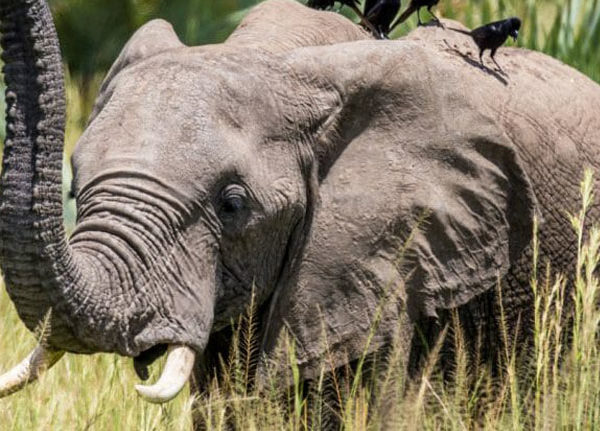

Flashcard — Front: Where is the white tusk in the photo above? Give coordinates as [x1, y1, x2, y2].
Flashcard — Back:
[134, 345, 195, 403]
[0, 345, 65, 398]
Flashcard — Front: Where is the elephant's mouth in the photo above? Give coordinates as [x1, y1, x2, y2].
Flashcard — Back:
[133, 344, 169, 381]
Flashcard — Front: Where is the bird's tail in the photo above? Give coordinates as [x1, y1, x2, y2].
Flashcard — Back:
[448, 28, 472, 36]
[389, 4, 417, 32]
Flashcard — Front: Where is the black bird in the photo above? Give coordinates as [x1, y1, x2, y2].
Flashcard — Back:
[390, 0, 443, 31]
[307, 0, 380, 35]
[364, 0, 402, 39]
[453, 17, 521, 69]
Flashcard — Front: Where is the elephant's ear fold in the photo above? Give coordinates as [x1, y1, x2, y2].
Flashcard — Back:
[90, 20, 184, 120]
[275, 40, 539, 320]
[406, 135, 537, 318]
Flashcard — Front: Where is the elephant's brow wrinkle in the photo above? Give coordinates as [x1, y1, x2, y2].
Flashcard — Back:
[79, 183, 188, 224]
[78, 200, 171, 256]
[77, 169, 193, 212]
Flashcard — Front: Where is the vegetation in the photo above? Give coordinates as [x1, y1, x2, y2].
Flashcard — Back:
[1, 171, 600, 429]
[0, 0, 600, 429]
[48, 0, 600, 141]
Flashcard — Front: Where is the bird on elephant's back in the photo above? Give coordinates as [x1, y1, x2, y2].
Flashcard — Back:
[0, 0, 599, 428]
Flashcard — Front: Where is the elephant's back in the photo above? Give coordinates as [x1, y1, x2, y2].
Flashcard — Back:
[410, 20, 600, 223]
[407, 20, 600, 180]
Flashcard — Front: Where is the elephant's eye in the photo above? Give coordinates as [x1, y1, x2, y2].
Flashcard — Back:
[219, 185, 248, 219]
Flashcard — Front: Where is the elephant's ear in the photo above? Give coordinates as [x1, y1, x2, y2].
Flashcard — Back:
[260, 35, 538, 378]
[89, 19, 184, 122]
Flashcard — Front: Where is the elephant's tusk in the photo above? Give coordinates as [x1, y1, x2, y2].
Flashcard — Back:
[0, 345, 65, 398]
[134, 345, 195, 403]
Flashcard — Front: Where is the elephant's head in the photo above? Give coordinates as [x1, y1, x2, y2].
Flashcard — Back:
[2, 0, 600, 403]
[0, 0, 371, 400]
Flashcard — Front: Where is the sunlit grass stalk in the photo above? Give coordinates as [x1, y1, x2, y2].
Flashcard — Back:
[565, 169, 600, 428]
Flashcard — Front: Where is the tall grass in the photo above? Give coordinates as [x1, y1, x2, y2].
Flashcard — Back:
[0, 292, 194, 430]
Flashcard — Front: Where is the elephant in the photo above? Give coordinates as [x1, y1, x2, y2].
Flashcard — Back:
[1, 0, 600, 423]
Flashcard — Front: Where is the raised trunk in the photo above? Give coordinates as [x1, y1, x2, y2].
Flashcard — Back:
[0, 0, 90, 350]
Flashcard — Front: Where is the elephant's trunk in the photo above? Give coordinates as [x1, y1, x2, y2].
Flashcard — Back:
[0, 0, 92, 350]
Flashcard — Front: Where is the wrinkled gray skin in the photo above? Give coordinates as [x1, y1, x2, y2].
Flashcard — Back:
[2, 0, 600, 411]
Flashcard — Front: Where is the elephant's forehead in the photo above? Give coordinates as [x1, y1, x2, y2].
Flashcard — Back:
[113, 52, 291, 130]
[72, 53, 297, 195]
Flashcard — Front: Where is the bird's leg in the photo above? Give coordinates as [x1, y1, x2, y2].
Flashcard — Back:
[349, 4, 381, 37]
[479, 49, 484, 66]
[427, 6, 445, 28]
[490, 49, 505, 73]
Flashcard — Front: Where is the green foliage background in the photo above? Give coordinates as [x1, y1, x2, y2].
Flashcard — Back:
[47, 0, 599, 84]
[49, 0, 600, 120]
[2, 0, 599, 147]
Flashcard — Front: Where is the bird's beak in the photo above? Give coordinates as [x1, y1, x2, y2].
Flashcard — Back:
[511, 30, 519, 42]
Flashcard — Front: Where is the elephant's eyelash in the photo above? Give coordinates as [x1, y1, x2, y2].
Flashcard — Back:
[218, 184, 251, 223]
